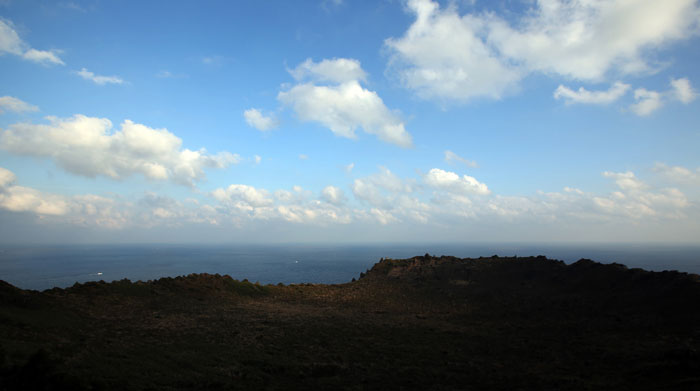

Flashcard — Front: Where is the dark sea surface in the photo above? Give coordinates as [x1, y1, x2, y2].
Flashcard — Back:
[0, 243, 699, 291]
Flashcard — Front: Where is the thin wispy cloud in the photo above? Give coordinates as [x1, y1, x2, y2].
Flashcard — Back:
[76, 68, 125, 85]
[628, 78, 696, 116]
[554, 82, 631, 105]
[0, 18, 64, 65]
[444, 150, 478, 168]
[0, 96, 38, 114]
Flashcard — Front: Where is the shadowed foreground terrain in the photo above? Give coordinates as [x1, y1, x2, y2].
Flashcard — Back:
[1, 255, 700, 390]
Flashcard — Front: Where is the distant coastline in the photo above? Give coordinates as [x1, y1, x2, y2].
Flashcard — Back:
[1, 243, 699, 291]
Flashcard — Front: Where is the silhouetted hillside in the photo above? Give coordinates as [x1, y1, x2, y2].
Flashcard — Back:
[1, 255, 699, 390]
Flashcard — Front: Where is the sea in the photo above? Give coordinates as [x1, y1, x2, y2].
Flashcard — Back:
[1, 243, 699, 291]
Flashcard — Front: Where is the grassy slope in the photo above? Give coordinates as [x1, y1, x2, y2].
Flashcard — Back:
[1, 255, 699, 390]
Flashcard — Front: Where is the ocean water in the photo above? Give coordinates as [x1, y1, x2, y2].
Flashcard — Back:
[0, 243, 699, 291]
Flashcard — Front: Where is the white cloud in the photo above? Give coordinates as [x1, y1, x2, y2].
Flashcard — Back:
[254, 155, 262, 164]
[156, 70, 186, 79]
[321, 0, 344, 10]
[594, 171, 687, 218]
[60, 2, 87, 12]
[487, 0, 699, 80]
[1, 163, 697, 239]
[212, 183, 352, 225]
[653, 162, 700, 185]
[629, 88, 663, 116]
[0, 114, 239, 186]
[563, 186, 584, 195]
[22, 49, 64, 65]
[352, 171, 401, 208]
[344, 162, 354, 173]
[0, 184, 69, 215]
[385, 0, 700, 102]
[554, 82, 630, 105]
[0, 18, 23, 55]
[444, 150, 477, 167]
[368, 208, 399, 225]
[626, 78, 696, 116]
[1, 167, 357, 229]
[670, 77, 697, 104]
[279, 58, 412, 147]
[384, 0, 521, 101]
[243, 108, 279, 131]
[0, 167, 69, 216]
[212, 184, 273, 208]
[602, 171, 646, 191]
[0, 96, 38, 114]
[351, 167, 426, 223]
[424, 168, 490, 195]
[0, 166, 16, 188]
[298, 154, 308, 160]
[0, 19, 65, 65]
[202, 55, 224, 66]
[0, 167, 225, 228]
[321, 185, 345, 205]
[76, 68, 124, 85]
[289, 57, 366, 84]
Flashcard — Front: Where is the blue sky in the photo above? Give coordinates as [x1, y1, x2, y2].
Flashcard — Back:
[1, 0, 699, 244]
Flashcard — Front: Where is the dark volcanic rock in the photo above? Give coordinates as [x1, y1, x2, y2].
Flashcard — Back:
[1, 255, 699, 390]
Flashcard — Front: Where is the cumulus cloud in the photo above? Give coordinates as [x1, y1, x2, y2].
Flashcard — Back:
[0, 19, 23, 55]
[212, 183, 353, 225]
[385, 0, 700, 102]
[279, 58, 412, 147]
[487, 0, 699, 80]
[1, 167, 357, 229]
[554, 82, 631, 105]
[602, 171, 647, 191]
[321, 185, 345, 205]
[0, 19, 64, 65]
[384, 0, 520, 101]
[0, 96, 38, 114]
[76, 68, 124, 85]
[0, 167, 224, 228]
[670, 77, 697, 104]
[0, 167, 69, 216]
[653, 162, 700, 185]
[243, 108, 279, 131]
[0, 166, 16, 188]
[212, 184, 273, 208]
[629, 88, 663, 116]
[0, 184, 69, 215]
[352, 167, 414, 203]
[1, 163, 697, 239]
[424, 168, 490, 195]
[444, 150, 478, 167]
[289, 57, 366, 84]
[626, 78, 696, 116]
[594, 171, 687, 218]
[350, 167, 429, 224]
[0, 115, 239, 185]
